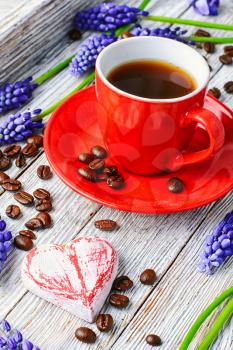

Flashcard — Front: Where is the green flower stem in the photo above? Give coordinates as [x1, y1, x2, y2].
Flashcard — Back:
[178, 286, 233, 350]
[33, 54, 75, 85]
[33, 0, 151, 121]
[196, 297, 233, 350]
[143, 15, 233, 32]
[190, 36, 233, 44]
[33, 71, 95, 120]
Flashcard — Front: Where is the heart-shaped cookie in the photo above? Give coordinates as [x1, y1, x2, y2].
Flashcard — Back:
[21, 236, 118, 322]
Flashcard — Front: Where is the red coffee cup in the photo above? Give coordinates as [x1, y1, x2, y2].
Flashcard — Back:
[95, 37, 225, 175]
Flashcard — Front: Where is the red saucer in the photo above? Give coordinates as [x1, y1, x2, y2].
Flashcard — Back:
[44, 86, 233, 214]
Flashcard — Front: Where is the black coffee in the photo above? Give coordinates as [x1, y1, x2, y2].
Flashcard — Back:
[107, 60, 196, 99]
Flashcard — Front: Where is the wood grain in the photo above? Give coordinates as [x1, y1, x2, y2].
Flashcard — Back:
[0, 0, 232, 349]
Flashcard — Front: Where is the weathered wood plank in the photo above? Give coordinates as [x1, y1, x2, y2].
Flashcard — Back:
[111, 192, 233, 350]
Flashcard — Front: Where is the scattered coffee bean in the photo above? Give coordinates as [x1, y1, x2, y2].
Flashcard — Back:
[14, 191, 34, 206]
[14, 235, 33, 251]
[36, 212, 52, 228]
[89, 159, 105, 173]
[6, 205, 21, 219]
[109, 293, 129, 308]
[78, 152, 95, 164]
[3, 144, 21, 157]
[19, 230, 37, 240]
[91, 145, 107, 159]
[219, 54, 232, 65]
[33, 188, 51, 200]
[15, 152, 26, 168]
[120, 31, 134, 39]
[0, 156, 11, 171]
[203, 42, 215, 54]
[107, 175, 125, 189]
[68, 28, 82, 41]
[94, 219, 117, 231]
[78, 167, 96, 182]
[75, 327, 96, 344]
[113, 276, 133, 291]
[1, 178, 21, 191]
[103, 165, 118, 176]
[96, 314, 113, 332]
[22, 143, 38, 157]
[224, 81, 233, 94]
[208, 87, 221, 99]
[0, 171, 10, 184]
[140, 269, 157, 285]
[27, 135, 43, 148]
[37, 165, 52, 180]
[224, 45, 233, 57]
[25, 217, 43, 230]
[146, 334, 162, 346]
[168, 177, 184, 193]
[35, 199, 52, 212]
[194, 29, 211, 37]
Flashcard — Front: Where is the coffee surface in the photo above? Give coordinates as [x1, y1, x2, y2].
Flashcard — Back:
[107, 60, 196, 99]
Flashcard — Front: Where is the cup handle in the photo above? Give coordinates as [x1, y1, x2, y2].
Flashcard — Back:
[170, 107, 225, 171]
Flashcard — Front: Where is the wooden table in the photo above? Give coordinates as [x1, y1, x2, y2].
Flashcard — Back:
[0, 1, 232, 349]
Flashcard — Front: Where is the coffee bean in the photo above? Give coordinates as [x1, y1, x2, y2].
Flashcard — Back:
[0, 156, 11, 171]
[19, 230, 37, 240]
[107, 175, 125, 189]
[113, 276, 133, 291]
[33, 188, 51, 200]
[168, 177, 184, 193]
[224, 45, 233, 57]
[22, 143, 38, 157]
[203, 42, 215, 54]
[15, 152, 26, 168]
[140, 269, 157, 285]
[75, 327, 96, 344]
[37, 165, 52, 179]
[36, 212, 52, 228]
[96, 314, 113, 332]
[27, 135, 43, 147]
[109, 294, 129, 308]
[146, 334, 162, 346]
[25, 217, 43, 230]
[1, 178, 21, 191]
[120, 31, 134, 39]
[96, 173, 109, 182]
[91, 145, 107, 159]
[35, 199, 52, 212]
[103, 165, 118, 176]
[208, 87, 221, 99]
[219, 54, 232, 65]
[194, 29, 211, 37]
[14, 235, 33, 251]
[89, 159, 105, 173]
[94, 219, 117, 231]
[3, 145, 21, 157]
[14, 191, 34, 206]
[68, 28, 82, 41]
[224, 81, 233, 94]
[78, 152, 95, 164]
[78, 167, 96, 182]
[6, 205, 21, 219]
[0, 171, 10, 184]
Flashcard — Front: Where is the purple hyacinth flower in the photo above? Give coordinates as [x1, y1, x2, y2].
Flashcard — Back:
[131, 25, 193, 45]
[69, 33, 118, 77]
[0, 109, 43, 145]
[74, 2, 148, 32]
[2, 320, 11, 333]
[0, 77, 37, 114]
[198, 212, 233, 274]
[0, 222, 13, 275]
[191, 0, 220, 16]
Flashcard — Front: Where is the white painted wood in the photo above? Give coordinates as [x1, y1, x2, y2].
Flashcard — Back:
[0, 0, 232, 349]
